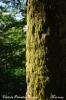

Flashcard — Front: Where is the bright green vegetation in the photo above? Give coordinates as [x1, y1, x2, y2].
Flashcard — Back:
[0, 1, 26, 98]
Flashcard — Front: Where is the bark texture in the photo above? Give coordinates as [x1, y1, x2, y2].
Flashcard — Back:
[26, 0, 66, 100]
[26, 0, 49, 100]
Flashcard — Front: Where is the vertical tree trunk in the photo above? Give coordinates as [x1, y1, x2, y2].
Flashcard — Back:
[26, 0, 66, 99]
[26, 0, 49, 100]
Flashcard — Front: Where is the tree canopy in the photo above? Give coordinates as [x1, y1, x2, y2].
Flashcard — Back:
[0, 0, 26, 98]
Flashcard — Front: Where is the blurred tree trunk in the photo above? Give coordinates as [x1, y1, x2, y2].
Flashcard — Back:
[26, 0, 49, 100]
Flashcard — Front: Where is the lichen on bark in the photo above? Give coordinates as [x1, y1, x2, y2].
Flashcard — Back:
[26, 0, 66, 99]
[26, 0, 49, 100]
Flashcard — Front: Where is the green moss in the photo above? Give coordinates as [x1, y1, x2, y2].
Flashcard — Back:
[26, 0, 49, 100]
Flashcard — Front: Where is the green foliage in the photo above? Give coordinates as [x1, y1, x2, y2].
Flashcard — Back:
[0, 13, 26, 68]
[0, 1, 26, 98]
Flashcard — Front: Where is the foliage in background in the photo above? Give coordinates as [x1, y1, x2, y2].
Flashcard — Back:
[0, 0, 26, 98]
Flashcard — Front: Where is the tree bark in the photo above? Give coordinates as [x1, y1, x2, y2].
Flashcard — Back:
[26, 0, 49, 100]
[26, 0, 66, 99]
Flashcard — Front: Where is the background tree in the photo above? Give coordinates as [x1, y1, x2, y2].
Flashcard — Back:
[0, 0, 26, 99]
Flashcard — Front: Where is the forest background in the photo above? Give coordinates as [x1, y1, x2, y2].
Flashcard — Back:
[0, 0, 26, 99]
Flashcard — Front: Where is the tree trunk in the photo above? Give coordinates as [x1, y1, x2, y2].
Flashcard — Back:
[26, 0, 66, 99]
[26, 0, 49, 100]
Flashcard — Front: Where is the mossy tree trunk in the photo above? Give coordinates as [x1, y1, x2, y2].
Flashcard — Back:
[26, 0, 49, 100]
[26, 0, 66, 99]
